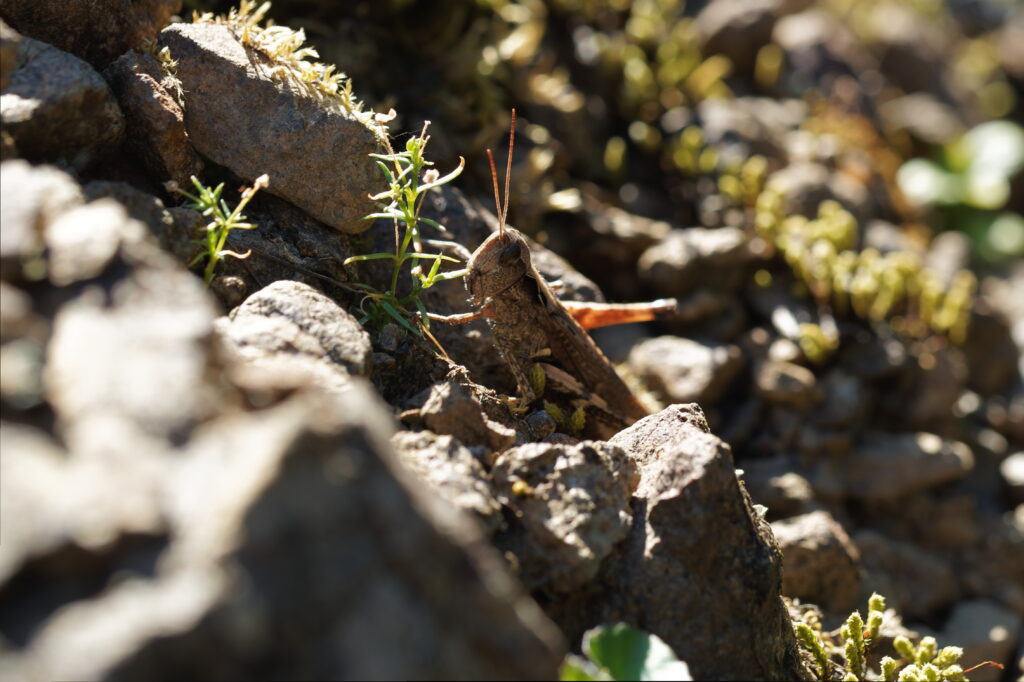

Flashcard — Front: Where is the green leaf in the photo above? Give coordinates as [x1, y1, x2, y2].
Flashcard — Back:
[432, 268, 468, 281]
[343, 253, 397, 264]
[961, 120, 1024, 178]
[379, 300, 419, 335]
[559, 655, 608, 681]
[583, 624, 692, 681]
[405, 252, 461, 263]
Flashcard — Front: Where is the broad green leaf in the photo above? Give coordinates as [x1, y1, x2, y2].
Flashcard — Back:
[583, 624, 692, 681]
[962, 120, 1024, 177]
[896, 159, 960, 207]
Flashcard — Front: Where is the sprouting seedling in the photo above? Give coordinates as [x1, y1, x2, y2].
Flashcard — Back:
[485, 108, 516, 235]
[166, 174, 269, 285]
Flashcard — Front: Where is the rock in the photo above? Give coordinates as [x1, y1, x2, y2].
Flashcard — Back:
[416, 380, 516, 454]
[755, 361, 822, 409]
[0, 161, 83, 282]
[491, 441, 638, 593]
[1, 382, 564, 680]
[696, 0, 782, 75]
[765, 162, 839, 219]
[771, 510, 862, 614]
[82, 181, 198, 264]
[102, 50, 204, 187]
[811, 370, 867, 429]
[1, 0, 179, 68]
[741, 455, 814, 519]
[0, 19, 21, 90]
[638, 226, 752, 296]
[854, 529, 958, 620]
[0, 36, 124, 170]
[158, 22, 381, 234]
[546, 404, 808, 680]
[841, 432, 973, 502]
[879, 94, 966, 145]
[43, 199, 146, 286]
[391, 430, 503, 534]
[204, 192, 358, 309]
[964, 308, 1019, 395]
[1002, 452, 1024, 505]
[628, 336, 744, 407]
[939, 599, 1020, 682]
[215, 280, 372, 396]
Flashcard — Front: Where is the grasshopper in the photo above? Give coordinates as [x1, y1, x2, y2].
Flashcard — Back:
[435, 111, 676, 439]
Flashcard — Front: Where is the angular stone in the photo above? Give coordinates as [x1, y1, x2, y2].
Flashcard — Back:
[392, 430, 503, 533]
[0, 161, 83, 282]
[638, 226, 752, 296]
[841, 432, 973, 501]
[772, 510, 862, 614]
[755, 361, 822, 409]
[492, 440, 638, 593]
[158, 23, 381, 233]
[1, 0, 179, 68]
[939, 599, 1020, 682]
[215, 280, 372, 398]
[854, 529, 958, 620]
[417, 380, 516, 454]
[0, 36, 124, 170]
[103, 50, 204, 187]
[554, 404, 810, 680]
[629, 336, 744, 407]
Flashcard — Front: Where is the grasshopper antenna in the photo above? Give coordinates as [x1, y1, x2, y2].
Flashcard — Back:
[486, 109, 516, 236]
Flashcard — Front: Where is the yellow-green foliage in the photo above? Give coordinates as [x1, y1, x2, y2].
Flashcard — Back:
[756, 192, 977, 345]
[193, 1, 385, 137]
[795, 594, 971, 682]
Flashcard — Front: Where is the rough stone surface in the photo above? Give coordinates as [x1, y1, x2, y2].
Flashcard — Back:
[755, 361, 823, 409]
[158, 22, 381, 234]
[82, 181, 196, 265]
[638, 226, 752, 296]
[841, 432, 974, 501]
[215, 280, 372, 395]
[540, 404, 811, 680]
[491, 441, 638, 593]
[742, 455, 815, 519]
[697, 0, 782, 75]
[391, 430, 503, 533]
[629, 336, 744, 407]
[0, 36, 124, 170]
[102, 50, 204, 187]
[854, 529, 958, 620]
[0, 168, 565, 678]
[939, 599, 1020, 682]
[416, 380, 516, 454]
[772, 510, 862, 614]
[1, 0, 180, 68]
[0, 160, 84, 281]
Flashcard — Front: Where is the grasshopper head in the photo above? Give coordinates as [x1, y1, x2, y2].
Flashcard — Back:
[465, 227, 532, 303]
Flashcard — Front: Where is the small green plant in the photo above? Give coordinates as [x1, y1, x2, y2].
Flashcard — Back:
[755, 193, 978, 348]
[793, 593, 1000, 681]
[344, 122, 466, 337]
[167, 174, 268, 285]
[897, 120, 1024, 264]
[560, 623, 691, 681]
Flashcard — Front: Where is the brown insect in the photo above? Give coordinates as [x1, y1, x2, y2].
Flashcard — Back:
[436, 110, 676, 439]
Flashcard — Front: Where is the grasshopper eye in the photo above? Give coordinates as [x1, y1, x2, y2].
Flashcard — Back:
[499, 241, 522, 266]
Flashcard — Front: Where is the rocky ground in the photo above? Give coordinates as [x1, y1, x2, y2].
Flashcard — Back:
[1, 1, 1022, 680]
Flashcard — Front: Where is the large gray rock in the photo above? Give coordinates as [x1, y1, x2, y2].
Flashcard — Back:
[772, 510, 862, 614]
[215, 279, 373, 395]
[542, 405, 809, 680]
[103, 50, 204, 187]
[629, 336, 744, 407]
[0, 161, 83, 282]
[841, 432, 974, 502]
[158, 23, 381, 234]
[491, 441, 638, 593]
[0, 36, 123, 170]
[1, 0, 180, 68]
